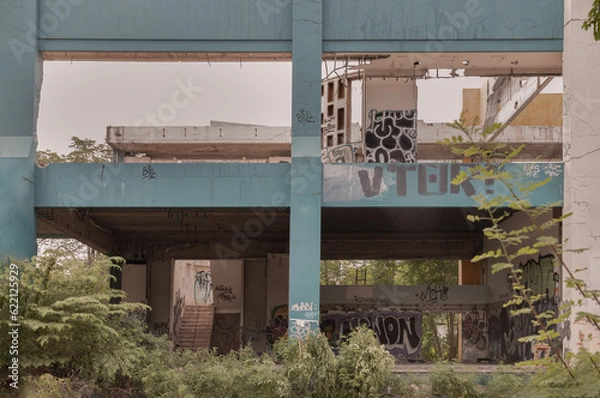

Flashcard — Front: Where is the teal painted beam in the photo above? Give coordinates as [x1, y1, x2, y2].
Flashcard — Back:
[35, 163, 291, 208]
[37, 0, 292, 41]
[323, 163, 564, 208]
[34, 0, 562, 54]
[0, 1, 41, 262]
[288, 0, 323, 339]
[323, 0, 563, 41]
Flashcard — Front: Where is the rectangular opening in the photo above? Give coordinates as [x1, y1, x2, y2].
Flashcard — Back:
[338, 80, 345, 99]
[327, 82, 334, 102]
[337, 133, 345, 145]
[327, 104, 334, 117]
[327, 135, 334, 147]
[337, 107, 345, 131]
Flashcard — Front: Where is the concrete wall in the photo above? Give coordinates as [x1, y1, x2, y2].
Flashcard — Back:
[244, 258, 268, 351]
[148, 259, 172, 332]
[462, 88, 563, 126]
[122, 263, 147, 303]
[266, 253, 289, 346]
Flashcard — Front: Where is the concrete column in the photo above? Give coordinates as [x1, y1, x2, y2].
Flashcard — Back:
[288, 0, 323, 339]
[147, 259, 172, 331]
[0, 1, 42, 263]
[563, 0, 600, 352]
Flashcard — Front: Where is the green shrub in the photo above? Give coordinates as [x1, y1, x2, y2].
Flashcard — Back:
[336, 326, 395, 398]
[430, 364, 480, 398]
[277, 332, 337, 398]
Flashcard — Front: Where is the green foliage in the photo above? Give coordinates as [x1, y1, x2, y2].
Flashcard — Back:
[430, 364, 480, 398]
[0, 252, 149, 385]
[479, 368, 527, 398]
[336, 326, 395, 398]
[583, 0, 600, 41]
[277, 332, 338, 398]
[21, 374, 79, 398]
[520, 350, 600, 398]
[37, 136, 111, 165]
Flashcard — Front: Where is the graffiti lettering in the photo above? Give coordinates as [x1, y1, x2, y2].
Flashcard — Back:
[520, 255, 559, 299]
[296, 109, 316, 125]
[215, 285, 236, 302]
[321, 310, 422, 359]
[142, 164, 156, 180]
[290, 302, 315, 312]
[194, 271, 213, 305]
[353, 296, 391, 305]
[416, 285, 449, 303]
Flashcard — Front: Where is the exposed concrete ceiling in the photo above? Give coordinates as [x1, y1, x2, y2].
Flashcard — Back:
[42, 51, 562, 77]
[37, 207, 486, 261]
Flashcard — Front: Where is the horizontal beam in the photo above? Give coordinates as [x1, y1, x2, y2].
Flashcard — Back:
[323, 163, 564, 207]
[35, 163, 291, 208]
[37, 208, 114, 253]
[321, 285, 491, 309]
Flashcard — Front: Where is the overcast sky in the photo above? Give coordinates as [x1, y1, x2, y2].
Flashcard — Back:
[36, 62, 561, 154]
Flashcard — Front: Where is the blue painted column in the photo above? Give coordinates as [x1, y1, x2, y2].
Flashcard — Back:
[0, 1, 41, 263]
[287, 0, 323, 339]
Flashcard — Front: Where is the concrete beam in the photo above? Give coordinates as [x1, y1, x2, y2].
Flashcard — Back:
[37, 209, 114, 254]
[321, 285, 490, 309]
[35, 163, 291, 208]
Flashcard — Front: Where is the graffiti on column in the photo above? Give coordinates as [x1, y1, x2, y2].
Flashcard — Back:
[194, 271, 213, 305]
[365, 109, 417, 163]
[321, 310, 422, 359]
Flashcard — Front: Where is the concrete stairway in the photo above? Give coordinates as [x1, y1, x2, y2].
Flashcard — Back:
[175, 305, 215, 350]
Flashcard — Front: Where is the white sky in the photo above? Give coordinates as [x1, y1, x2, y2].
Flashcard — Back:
[36, 62, 562, 154]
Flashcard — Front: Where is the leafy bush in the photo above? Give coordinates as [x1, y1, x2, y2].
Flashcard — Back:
[430, 364, 480, 398]
[336, 326, 395, 398]
[276, 332, 337, 398]
[0, 252, 149, 386]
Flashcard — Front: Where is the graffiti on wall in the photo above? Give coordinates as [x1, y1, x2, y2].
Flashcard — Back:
[215, 284, 236, 302]
[172, 289, 184, 342]
[520, 254, 559, 299]
[211, 313, 240, 354]
[266, 304, 288, 346]
[462, 310, 488, 362]
[488, 255, 560, 362]
[194, 271, 213, 305]
[365, 109, 417, 163]
[322, 144, 355, 163]
[321, 310, 422, 359]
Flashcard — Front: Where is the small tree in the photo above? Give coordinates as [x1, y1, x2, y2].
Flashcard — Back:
[583, 0, 600, 41]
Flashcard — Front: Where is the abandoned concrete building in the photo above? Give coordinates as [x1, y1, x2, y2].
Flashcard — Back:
[2, 1, 599, 363]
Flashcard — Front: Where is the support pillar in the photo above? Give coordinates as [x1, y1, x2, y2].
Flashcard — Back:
[563, 0, 600, 352]
[0, 2, 42, 263]
[288, 0, 323, 339]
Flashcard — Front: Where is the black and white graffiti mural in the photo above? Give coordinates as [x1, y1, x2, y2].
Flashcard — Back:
[321, 310, 422, 359]
[365, 109, 418, 163]
[194, 271, 213, 305]
[487, 255, 560, 362]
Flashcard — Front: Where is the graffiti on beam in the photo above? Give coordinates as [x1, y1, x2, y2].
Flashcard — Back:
[296, 109, 316, 125]
[194, 271, 213, 305]
[142, 164, 157, 180]
[416, 285, 449, 304]
[523, 163, 563, 178]
[215, 284, 236, 302]
[365, 109, 417, 163]
[353, 296, 391, 305]
[320, 310, 422, 359]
